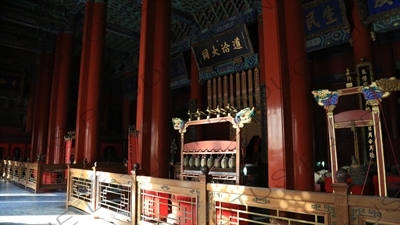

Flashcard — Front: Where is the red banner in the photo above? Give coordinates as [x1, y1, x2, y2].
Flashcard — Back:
[65, 140, 72, 164]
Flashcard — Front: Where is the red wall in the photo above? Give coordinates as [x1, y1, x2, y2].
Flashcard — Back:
[312, 52, 355, 79]
[0, 127, 31, 160]
[99, 142, 123, 160]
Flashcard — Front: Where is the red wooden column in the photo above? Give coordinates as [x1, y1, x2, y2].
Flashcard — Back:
[351, 0, 373, 63]
[375, 42, 400, 165]
[74, 0, 106, 164]
[284, 1, 314, 191]
[261, 0, 292, 189]
[30, 52, 55, 161]
[136, 0, 171, 177]
[376, 42, 399, 140]
[46, 32, 74, 164]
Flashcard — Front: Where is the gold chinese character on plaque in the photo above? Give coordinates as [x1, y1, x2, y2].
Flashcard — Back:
[202, 49, 210, 60]
[232, 37, 242, 50]
[306, 11, 320, 30]
[322, 6, 337, 25]
[211, 46, 220, 57]
[362, 69, 368, 75]
[221, 42, 230, 53]
[374, 0, 393, 8]
[362, 75, 368, 82]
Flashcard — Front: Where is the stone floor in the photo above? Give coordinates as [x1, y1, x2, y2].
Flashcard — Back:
[0, 178, 112, 225]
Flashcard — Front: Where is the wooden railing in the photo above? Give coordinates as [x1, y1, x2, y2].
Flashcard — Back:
[1, 160, 68, 193]
[65, 166, 400, 225]
[95, 171, 133, 224]
[67, 167, 96, 213]
[66, 162, 129, 224]
[135, 173, 208, 225]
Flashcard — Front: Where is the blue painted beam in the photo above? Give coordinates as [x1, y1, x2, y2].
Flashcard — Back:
[171, 8, 195, 25]
[0, 9, 140, 40]
[0, 38, 43, 53]
[1, 1, 140, 38]
[69, 0, 88, 15]
[131, 0, 196, 25]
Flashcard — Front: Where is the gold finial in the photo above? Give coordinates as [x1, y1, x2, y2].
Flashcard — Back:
[370, 31, 376, 41]
[346, 68, 353, 88]
[215, 105, 226, 118]
[206, 107, 216, 119]
[188, 109, 192, 121]
[215, 105, 221, 118]
[195, 108, 205, 120]
[225, 103, 237, 117]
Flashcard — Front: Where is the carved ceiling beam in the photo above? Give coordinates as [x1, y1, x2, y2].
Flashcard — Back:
[171, 8, 196, 25]
[1, 8, 140, 40]
[69, 0, 88, 15]
[0, 9, 64, 33]
[0, 37, 45, 53]
[132, 0, 196, 25]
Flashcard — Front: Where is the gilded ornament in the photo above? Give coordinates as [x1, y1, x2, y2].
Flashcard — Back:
[172, 117, 186, 133]
[161, 185, 170, 190]
[375, 77, 400, 92]
[362, 83, 384, 101]
[345, 68, 353, 88]
[233, 107, 255, 128]
[189, 189, 200, 196]
[311, 90, 340, 108]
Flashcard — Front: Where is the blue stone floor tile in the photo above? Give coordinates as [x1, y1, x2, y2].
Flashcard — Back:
[0, 178, 111, 225]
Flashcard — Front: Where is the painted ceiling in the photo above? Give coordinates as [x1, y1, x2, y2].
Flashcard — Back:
[0, 0, 399, 128]
[0, 0, 258, 127]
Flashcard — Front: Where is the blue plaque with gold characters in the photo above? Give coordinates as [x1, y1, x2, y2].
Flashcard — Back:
[191, 25, 254, 70]
[302, 0, 350, 39]
[366, 0, 400, 16]
[357, 0, 400, 25]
